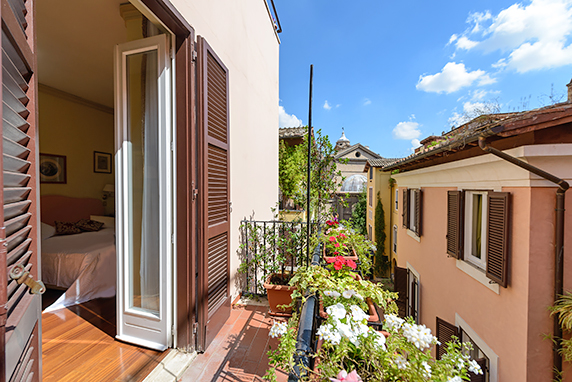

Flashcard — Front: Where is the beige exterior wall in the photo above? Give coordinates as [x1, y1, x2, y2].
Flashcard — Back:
[365, 167, 393, 275]
[169, 0, 280, 299]
[393, 143, 572, 381]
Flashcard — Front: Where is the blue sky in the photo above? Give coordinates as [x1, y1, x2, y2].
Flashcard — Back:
[277, 0, 572, 158]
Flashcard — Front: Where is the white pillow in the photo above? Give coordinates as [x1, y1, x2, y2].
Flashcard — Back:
[41, 222, 56, 240]
[90, 215, 115, 228]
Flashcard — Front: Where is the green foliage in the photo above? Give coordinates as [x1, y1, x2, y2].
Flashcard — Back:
[350, 188, 367, 236]
[374, 193, 388, 276]
[550, 291, 572, 363]
[279, 140, 305, 209]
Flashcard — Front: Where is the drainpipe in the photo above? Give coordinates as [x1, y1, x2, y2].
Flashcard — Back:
[478, 136, 569, 378]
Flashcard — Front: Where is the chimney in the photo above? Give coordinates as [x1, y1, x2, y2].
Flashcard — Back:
[567, 79, 572, 103]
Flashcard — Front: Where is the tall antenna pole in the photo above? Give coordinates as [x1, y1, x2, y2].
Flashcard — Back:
[306, 65, 313, 261]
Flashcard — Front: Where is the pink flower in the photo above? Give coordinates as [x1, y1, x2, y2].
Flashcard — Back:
[346, 259, 357, 270]
[334, 242, 340, 248]
[333, 260, 344, 271]
[329, 236, 336, 242]
[329, 370, 362, 382]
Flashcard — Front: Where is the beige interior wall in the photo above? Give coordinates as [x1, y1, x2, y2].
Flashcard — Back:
[38, 89, 114, 204]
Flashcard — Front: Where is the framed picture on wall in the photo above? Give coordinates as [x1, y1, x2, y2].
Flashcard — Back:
[94, 151, 112, 174]
[39, 153, 67, 184]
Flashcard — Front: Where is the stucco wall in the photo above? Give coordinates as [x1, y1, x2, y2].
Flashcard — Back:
[366, 168, 393, 275]
[392, 143, 572, 381]
[169, 0, 279, 299]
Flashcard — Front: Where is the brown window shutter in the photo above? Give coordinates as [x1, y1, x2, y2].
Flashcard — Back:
[436, 317, 459, 360]
[2, 0, 41, 380]
[402, 189, 408, 228]
[486, 192, 510, 288]
[469, 358, 487, 382]
[446, 190, 463, 259]
[414, 189, 422, 236]
[394, 266, 408, 318]
[197, 36, 231, 351]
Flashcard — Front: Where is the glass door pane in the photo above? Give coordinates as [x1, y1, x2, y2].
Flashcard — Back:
[115, 34, 172, 351]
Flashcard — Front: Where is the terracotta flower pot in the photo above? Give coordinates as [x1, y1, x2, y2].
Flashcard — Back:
[263, 273, 295, 317]
[323, 245, 359, 262]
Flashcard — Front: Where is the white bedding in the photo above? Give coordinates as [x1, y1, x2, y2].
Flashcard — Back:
[42, 227, 116, 312]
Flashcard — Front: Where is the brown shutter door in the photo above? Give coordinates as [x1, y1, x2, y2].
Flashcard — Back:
[486, 192, 510, 288]
[414, 189, 422, 236]
[436, 317, 459, 360]
[446, 190, 463, 259]
[197, 37, 231, 351]
[394, 266, 408, 318]
[402, 189, 408, 228]
[1, 0, 41, 381]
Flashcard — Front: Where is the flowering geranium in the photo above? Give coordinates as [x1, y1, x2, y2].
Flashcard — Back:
[326, 256, 357, 279]
[330, 370, 362, 382]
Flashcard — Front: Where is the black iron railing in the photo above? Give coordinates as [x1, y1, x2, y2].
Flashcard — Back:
[239, 219, 319, 295]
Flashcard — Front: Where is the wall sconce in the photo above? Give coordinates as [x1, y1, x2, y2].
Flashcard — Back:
[102, 184, 115, 204]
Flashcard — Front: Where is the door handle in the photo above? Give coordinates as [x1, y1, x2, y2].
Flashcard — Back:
[9, 264, 46, 295]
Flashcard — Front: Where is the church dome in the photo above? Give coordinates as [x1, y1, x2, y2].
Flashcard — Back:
[335, 128, 351, 152]
[340, 174, 367, 192]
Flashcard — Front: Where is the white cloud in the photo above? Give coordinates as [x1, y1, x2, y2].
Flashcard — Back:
[323, 100, 332, 110]
[410, 139, 421, 152]
[363, 98, 372, 106]
[416, 62, 495, 93]
[279, 106, 303, 128]
[455, 36, 478, 50]
[453, 0, 572, 72]
[392, 121, 421, 140]
[448, 34, 458, 45]
[448, 100, 501, 127]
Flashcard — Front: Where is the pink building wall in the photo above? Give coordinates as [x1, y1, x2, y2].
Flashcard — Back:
[397, 185, 572, 381]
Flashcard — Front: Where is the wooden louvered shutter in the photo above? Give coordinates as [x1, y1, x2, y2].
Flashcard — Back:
[436, 317, 459, 360]
[1, 0, 41, 381]
[469, 358, 487, 382]
[198, 37, 230, 351]
[402, 189, 408, 228]
[394, 266, 408, 318]
[446, 190, 463, 259]
[486, 192, 510, 288]
[414, 189, 422, 236]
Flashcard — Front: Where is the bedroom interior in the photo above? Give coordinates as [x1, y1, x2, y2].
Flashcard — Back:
[37, 0, 171, 379]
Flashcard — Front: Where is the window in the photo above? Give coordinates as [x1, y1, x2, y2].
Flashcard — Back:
[394, 265, 419, 322]
[395, 188, 398, 211]
[447, 190, 510, 287]
[461, 330, 490, 382]
[393, 225, 397, 253]
[369, 187, 373, 207]
[368, 224, 372, 240]
[402, 188, 422, 236]
[369, 167, 373, 180]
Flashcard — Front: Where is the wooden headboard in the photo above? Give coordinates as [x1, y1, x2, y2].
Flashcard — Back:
[40, 195, 105, 226]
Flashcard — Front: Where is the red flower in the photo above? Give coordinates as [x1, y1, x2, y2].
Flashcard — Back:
[329, 236, 336, 242]
[333, 251, 339, 255]
[334, 243, 340, 248]
[326, 257, 335, 264]
[333, 260, 344, 270]
[337, 233, 346, 239]
[346, 259, 357, 270]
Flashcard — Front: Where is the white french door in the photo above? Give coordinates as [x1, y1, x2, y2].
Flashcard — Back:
[114, 34, 173, 351]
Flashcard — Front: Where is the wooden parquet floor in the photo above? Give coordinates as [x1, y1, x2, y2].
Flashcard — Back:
[41, 292, 167, 382]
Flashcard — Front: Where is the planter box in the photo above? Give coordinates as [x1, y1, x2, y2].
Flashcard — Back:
[318, 296, 379, 322]
[263, 273, 295, 317]
[323, 245, 359, 262]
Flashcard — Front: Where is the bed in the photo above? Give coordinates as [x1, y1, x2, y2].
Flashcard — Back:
[40, 195, 116, 312]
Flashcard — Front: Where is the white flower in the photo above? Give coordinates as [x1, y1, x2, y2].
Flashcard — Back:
[421, 361, 431, 378]
[317, 323, 342, 345]
[323, 290, 341, 298]
[354, 293, 364, 300]
[447, 377, 463, 382]
[373, 331, 387, 351]
[468, 359, 483, 375]
[350, 305, 369, 322]
[394, 354, 408, 370]
[269, 321, 288, 338]
[384, 314, 404, 331]
[402, 323, 436, 351]
[342, 290, 356, 299]
[326, 303, 347, 320]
